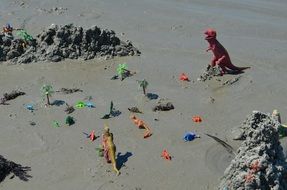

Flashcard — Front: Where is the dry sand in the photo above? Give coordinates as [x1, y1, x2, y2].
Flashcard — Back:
[1, 0, 287, 189]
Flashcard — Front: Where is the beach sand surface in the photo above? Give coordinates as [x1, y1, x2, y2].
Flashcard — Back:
[1, 0, 287, 189]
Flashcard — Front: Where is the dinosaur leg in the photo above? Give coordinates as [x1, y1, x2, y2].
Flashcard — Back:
[219, 65, 228, 75]
[211, 56, 217, 67]
[104, 149, 111, 163]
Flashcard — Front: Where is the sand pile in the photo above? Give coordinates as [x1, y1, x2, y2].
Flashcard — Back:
[0, 24, 140, 63]
[198, 65, 222, 81]
[219, 111, 287, 190]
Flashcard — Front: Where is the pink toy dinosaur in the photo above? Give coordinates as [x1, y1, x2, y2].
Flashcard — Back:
[204, 28, 250, 74]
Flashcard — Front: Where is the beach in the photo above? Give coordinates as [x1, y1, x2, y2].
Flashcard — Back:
[1, 0, 287, 189]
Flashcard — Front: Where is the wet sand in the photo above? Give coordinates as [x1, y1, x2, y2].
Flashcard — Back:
[1, 0, 287, 189]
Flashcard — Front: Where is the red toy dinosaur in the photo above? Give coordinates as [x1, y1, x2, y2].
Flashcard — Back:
[204, 28, 250, 74]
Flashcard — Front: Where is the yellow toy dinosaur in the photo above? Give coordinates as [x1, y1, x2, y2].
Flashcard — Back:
[102, 124, 120, 175]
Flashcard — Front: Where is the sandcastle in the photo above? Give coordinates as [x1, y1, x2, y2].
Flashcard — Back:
[219, 111, 287, 190]
[0, 24, 140, 63]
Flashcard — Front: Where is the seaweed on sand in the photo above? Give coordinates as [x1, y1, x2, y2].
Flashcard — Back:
[0, 90, 26, 105]
[0, 155, 32, 183]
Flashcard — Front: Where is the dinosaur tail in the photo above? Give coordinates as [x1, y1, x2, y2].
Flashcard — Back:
[108, 144, 120, 175]
[226, 63, 250, 71]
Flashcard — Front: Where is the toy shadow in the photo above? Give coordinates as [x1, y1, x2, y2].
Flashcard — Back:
[111, 72, 133, 81]
[52, 100, 65, 106]
[117, 152, 133, 169]
[147, 93, 159, 100]
[0, 155, 32, 183]
[225, 69, 245, 75]
[101, 110, 122, 119]
[111, 110, 121, 117]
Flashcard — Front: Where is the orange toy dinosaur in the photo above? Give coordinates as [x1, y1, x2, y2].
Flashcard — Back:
[130, 115, 152, 138]
[204, 28, 250, 74]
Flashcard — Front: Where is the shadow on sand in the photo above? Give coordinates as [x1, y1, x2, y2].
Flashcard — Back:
[117, 152, 133, 169]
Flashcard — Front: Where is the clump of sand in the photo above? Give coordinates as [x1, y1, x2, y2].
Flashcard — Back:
[198, 65, 222, 81]
[0, 24, 140, 63]
[219, 111, 287, 190]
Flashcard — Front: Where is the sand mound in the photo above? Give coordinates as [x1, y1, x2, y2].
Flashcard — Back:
[0, 24, 140, 63]
[219, 111, 287, 190]
[198, 65, 222, 81]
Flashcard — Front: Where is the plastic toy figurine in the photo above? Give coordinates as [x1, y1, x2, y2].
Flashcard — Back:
[130, 114, 152, 138]
[101, 125, 120, 175]
[192, 116, 202, 123]
[116, 63, 132, 81]
[161, 149, 171, 160]
[179, 73, 190, 81]
[204, 28, 250, 74]
[137, 79, 148, 96]
[25, 104, 34, 112]
[41, 84, 54, 106]
[96, 145, 104, 157]
[64, 103, 75, 114]
[89, 130, 96, 141]
[272, 109, 287, 137]
[183, 132, 200, 142]
[53, 120, 60, 128]
[16, 29, 33, 42]
[65, 116, 75, 126]
[85, 102, 95, 108]
[2, 23, 14, 38]
[75, 101, 85, 108]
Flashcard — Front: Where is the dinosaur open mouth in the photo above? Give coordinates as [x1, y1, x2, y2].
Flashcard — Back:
[205, 33, 215, 40]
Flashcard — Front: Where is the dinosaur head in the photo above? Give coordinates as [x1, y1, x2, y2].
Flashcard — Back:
[204, 28, 217, 40]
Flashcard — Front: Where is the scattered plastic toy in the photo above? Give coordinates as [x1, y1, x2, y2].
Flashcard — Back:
[179, 73, 190, 81]
[53, 120, 60, 128]
[192, 116, 202, 123]
[101, 124, 120, 175]
[16, 29, 33, 42]
[25, 104, 34, 111]
[64, 103, 75, 114]
[130, 114, 152, 138]
[161, 149, 171, 160]
[183, 132, 200, 142]
[272, 110, 287, 138]
[85, 102, 95, 108]
[65, 116, 75, 126]
[272, 109, 282, 123]
[75, 101, 85, 108]
[41, 84, 54, 106]
[116, 63, 132, 80]
[89, 130, 96, 141]
[2, 23, 14, 38]
[137, 79, 148, 96]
